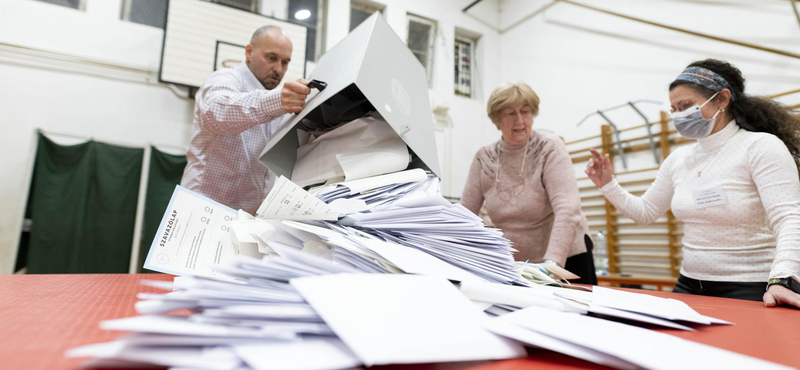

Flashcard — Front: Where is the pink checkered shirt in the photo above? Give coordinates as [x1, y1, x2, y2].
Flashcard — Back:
[181, 62, 287, 214]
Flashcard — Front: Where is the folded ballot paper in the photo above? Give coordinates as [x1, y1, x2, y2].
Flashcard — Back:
[291, 115, 411, 188]
[71, 12, 792, 370]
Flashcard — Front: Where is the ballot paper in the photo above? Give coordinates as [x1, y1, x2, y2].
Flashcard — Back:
[326, 234, 484, 283]
[484, 319, 638, 370]
[257, 176, 340, 221]
[317, 168, 429, 196]
[314, 170, 439, 212]
[461, 282, 708, 331]
[336, 200, 528, 286]
[99, 315, 296, 339]
[291, 116, 410, 188]
[459, 280, 580, 313]
[66, 342, 242, 370]
[493, 306, 792, 370]
[584, 303, 695, 331]
[291, 274, 526, 366]
[549, 286, 721, 330]
[233, 336, 361, 370]
[591, 286, 730, 325]
[267, 239, 358, 275]
[516, 261, 580, 285]
[144, 186, 238, 277]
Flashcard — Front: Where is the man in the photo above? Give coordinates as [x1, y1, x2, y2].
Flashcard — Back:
[181, 25, 313, 214]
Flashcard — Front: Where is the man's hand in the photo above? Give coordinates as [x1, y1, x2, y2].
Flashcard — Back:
[764, 284, 800, 309]
[281, 78, 312, 114]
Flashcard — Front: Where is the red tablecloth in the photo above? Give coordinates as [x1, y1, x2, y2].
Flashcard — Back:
[1, 274, 797, 370]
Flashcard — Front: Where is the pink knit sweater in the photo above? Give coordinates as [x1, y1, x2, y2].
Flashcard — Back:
[461, 131, 589, 266]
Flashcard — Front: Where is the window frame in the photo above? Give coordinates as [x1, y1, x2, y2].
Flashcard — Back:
[34, 0, 86, 11]
[350, 0, 384, 31]
[313, 0, 326, 62]
[454, 36, 475, 98]
[122, 0, 258, 29]
[121, 0, 134, 23]
[351, 0, 384, 14]
[406, 13, 437, 86]
[287, 0, 327, 63]
[213, 0, 259, 13]
[121, 0, 167, 29]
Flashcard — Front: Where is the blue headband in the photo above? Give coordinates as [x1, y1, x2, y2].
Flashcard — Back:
[674, 66, 735, 101]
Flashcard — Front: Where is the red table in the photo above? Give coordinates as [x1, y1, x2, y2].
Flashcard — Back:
[1, 274, 798, 370]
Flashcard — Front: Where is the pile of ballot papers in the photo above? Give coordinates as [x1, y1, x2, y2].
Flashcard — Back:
[67, 254, 791, 370]
[67, 168, 792, 370]
[317, 174, 529, 285]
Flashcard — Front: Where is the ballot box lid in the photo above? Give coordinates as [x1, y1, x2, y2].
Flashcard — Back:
[258, 12, 441, 182]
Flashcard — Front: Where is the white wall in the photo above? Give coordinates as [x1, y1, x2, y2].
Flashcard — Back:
[498, 0, 800, 142]
[398, 0, 504, 198]
[0, 0, 196, 274]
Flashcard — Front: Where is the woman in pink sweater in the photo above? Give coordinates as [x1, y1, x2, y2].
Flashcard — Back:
[461, 82, 596, 284]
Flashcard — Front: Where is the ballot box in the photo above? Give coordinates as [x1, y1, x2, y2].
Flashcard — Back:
[258, 12, 440, 187]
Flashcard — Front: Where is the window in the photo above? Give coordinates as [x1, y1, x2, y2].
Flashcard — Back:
[123, 0, 256, 30]
[214, 0, 258, 12]
[350, 1, 384, 31]
[34, 0, 83, 10]
[288, 0, 326, 62]
[454, 37, 474, 98]
[123, 0, 168, 29]
[407, 14, 436, 85]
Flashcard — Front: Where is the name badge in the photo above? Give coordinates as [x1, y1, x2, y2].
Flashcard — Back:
[692, 187, 726, 209]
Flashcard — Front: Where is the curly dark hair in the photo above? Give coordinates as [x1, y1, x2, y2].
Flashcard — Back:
[669, 59, 800, 169]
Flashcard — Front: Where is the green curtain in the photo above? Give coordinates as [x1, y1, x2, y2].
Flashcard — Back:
[26, 134, 143, 273]
[140, 146, 187, 272]
[15, 178, 35, 273]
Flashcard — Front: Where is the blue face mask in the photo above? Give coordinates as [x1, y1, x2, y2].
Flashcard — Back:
[669, 91, 720, 139]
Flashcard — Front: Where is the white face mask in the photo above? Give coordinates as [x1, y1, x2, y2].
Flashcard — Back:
[669, 91, 721, 139]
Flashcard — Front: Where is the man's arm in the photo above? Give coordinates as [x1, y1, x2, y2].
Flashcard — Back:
[197, 74, 311, 135]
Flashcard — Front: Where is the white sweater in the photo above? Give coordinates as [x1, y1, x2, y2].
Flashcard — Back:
[600, 120, 800, 282]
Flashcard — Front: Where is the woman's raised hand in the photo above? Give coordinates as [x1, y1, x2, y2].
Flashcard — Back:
[585, 149, 613, 188]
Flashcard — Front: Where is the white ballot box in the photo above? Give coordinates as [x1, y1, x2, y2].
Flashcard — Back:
[259, 13, 440, 187]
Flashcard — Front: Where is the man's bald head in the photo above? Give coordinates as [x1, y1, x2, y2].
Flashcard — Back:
[245, 25, 293, 89]
[250, 25, 288, 46]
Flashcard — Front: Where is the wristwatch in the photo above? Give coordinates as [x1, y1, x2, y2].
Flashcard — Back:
[766, 278, 800, 294]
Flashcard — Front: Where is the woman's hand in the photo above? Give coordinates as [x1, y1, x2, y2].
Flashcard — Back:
[764, 285, 800, 308]
[585, 149, 614, 188]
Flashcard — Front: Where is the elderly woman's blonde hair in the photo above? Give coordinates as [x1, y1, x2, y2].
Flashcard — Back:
[487, 82, 540, 127]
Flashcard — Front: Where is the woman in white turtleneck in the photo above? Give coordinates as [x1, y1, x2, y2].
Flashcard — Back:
[586, 59, 800, 308]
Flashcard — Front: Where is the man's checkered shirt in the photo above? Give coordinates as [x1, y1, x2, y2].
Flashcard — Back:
[181, 62, 287, 214]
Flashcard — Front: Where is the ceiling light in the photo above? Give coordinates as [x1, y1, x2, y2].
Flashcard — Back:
[295, 9, 311, 20]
